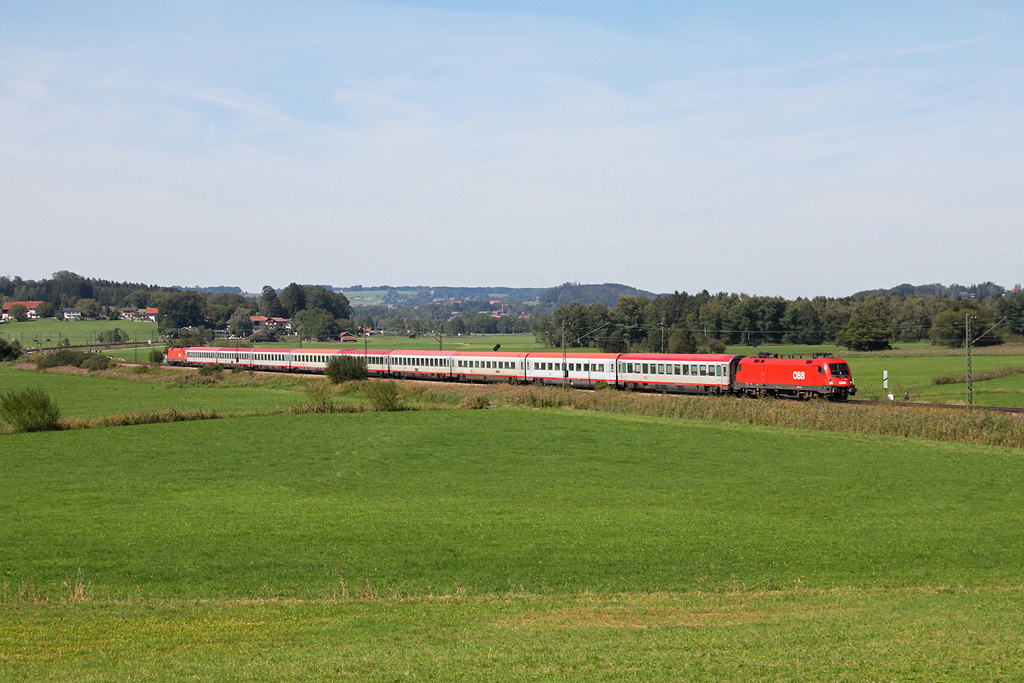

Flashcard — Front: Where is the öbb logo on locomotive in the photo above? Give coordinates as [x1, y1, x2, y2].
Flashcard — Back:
[165, 347, 856, 400]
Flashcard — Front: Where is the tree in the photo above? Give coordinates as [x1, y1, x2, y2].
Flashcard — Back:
[167, 329, 208, 348]
[294, 308, 339, 341]
[279, 283, 306, 317]
[667, 329, 696, 354]
[227, 307, 253, 337]
[304, 286, 351, 320]
[156, 291, 206, 333]
[835, 314, 892, 351]
[7, 304, 28, 322]
[76, 298, 101, 318]
[259, 285, 286, 318]
[930, 307, 1001, 348]
[34, 302, 57, 319]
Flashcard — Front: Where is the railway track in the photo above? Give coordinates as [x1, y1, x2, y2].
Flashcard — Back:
[847, 399, 1024, 414]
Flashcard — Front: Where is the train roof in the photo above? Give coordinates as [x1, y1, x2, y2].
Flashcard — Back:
[620, 353, 739, 362]
[454, 350, 531, 358]
[525, 351, 622, 359]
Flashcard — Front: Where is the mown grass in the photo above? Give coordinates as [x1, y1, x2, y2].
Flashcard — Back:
[3, 410, 1023, 599]
[3, 588, 1023, 681]
[2, 410, 1024, 679]
[3, 407, 1024, 679]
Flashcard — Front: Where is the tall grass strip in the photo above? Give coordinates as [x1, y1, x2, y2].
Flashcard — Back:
[495, 385, 1024, 449]
[58, 408, 219, 430]
[933, 365, 1024, 385]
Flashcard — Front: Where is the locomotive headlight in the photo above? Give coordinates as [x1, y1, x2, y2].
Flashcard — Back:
[828, 380, 834, 385]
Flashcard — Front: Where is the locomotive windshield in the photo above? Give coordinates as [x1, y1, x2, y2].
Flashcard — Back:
[828, 362, 851, 378]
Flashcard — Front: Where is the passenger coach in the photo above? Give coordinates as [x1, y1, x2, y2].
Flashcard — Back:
[165, 346, 856, 400]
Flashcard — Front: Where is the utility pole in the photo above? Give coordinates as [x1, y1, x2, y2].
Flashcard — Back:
[561, 321, 567, 383]
[965, 313, 972, 409]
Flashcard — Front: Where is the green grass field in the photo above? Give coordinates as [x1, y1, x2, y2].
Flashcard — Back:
[1, 318, 159, 349]
[0, 366, 307, 419]
[2, 395, 1024, 679]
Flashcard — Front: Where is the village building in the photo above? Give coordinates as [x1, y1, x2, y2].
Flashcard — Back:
[1, 301, 44, 321]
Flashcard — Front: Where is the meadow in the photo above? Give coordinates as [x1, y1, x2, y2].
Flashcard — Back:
[3, 353, 1024, 679]
[2, 405, 1024, 680]
[1, 318, 159, 349]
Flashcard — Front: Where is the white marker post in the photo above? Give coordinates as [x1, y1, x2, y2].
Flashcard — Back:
[883, 370, 888, 390]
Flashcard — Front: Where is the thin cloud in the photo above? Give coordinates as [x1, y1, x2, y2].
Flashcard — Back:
[888, 38, 978, 57]
[162, 87, 306, 126]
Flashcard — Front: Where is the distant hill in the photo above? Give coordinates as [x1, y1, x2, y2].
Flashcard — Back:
[538, 282, 658, 308]
[851, 282, 1006, 299]
[178, 285, 244, 295]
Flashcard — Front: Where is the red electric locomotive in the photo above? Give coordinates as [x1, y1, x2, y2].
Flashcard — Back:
[733, 355, 855, 400]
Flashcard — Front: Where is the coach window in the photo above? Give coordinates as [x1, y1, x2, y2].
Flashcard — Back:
[657, 363, 664, 374]
[674, 364, 681, 375]
[700, 365, 707, 376]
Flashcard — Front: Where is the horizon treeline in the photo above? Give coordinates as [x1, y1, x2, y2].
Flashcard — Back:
[3, 272, 1022, 350]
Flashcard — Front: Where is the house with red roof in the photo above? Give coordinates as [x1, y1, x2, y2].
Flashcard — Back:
[1, 301, 44, 321]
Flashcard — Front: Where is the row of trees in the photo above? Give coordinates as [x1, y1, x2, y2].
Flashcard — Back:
[534, 291, 1024, 352]
[0, 271, 177, 310]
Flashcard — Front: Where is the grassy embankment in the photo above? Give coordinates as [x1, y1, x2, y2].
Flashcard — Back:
[4, 362, 1024, 447]
[2, 408, 1024, 680]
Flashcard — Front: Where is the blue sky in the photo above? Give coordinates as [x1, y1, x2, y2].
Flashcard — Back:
[1, 1, 1021, 297]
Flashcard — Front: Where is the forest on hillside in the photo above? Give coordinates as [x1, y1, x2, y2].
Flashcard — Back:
[3, 272, 1021, 351]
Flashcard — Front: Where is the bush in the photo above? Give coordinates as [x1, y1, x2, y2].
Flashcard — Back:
[326, 355, 368, 384]
[197, 363, 222, 377]
[168, 373, 219, 387]
[98, 328, 128, 343]
[363, 380, 404, 411]
[0, 339, 22, 361]
[149, 348, 165, 363]
[303, 381, 337, 413]
[0, 388, 62, 433]
[80, 354, 114, 372]
[458, 394, 491, 410]
[34, 349, 113, 372]
[35, 349, 91, 370]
